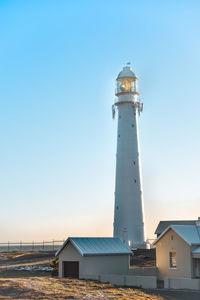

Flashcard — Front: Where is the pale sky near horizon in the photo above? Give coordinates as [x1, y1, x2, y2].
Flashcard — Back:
[0, 0, 200, 242]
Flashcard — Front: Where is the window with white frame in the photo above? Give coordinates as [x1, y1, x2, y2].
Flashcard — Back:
[169, 251, 176, 268]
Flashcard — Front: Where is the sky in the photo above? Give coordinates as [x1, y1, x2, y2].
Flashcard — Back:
[0, 0, 200, 242]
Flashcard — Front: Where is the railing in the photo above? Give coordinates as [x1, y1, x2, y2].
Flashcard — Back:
[0, 240, 65, 252]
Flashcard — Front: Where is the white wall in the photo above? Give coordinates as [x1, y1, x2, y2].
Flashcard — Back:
[80, 274, 157, 289]
[125, 275, 157, 289]
[164, 277, 200, 290]
[156, 228, 192, 279]
[58, 242, 83, 277]
[81, 255, 129, 276]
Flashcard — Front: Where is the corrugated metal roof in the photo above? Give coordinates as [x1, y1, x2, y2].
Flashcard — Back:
[171, 225, 200, 245]
[192, 246, 200, 254]
[154, 225, 200, 246]
[154, 220, 196, 235]
[56, 237, 132, 257]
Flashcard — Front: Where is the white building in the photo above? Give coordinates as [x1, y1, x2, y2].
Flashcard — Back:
[56, 237, 157, 288]
[56, 237, 132, 279]
[113, 64, 146, 249]
[154, 224, 200, 290]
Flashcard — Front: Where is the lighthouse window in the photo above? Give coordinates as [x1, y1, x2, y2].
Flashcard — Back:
[132, 124, 134, 128]
[134, 179, 136, 183]
[119, 115, 121, 119]
[118, 134, 120, 138]
[133, 161, 136, 165]
[117, 206, 119, 210]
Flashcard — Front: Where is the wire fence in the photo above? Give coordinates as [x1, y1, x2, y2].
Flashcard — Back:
[0, 240, 65, 252]
[0, 239, 155, 252]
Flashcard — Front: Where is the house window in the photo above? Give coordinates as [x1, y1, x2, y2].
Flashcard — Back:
[169, 251, 176, 268]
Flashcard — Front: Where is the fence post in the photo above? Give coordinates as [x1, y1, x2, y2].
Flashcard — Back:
[32, 241, 34, 251]
[7, 241, 9, 252]
[20, 241, 22, 252]
[43, 240, 44, 251]
[53, 239, 54, 251]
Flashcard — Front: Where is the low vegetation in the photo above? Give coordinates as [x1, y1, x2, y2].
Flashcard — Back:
[0, 251, 164, 299]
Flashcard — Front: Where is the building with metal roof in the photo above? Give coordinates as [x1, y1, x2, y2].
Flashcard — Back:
[154, 220, 197, 237]
[56, 237, 132, 279]
[56, 237, 132, 257]
[153, 224, 200, 281]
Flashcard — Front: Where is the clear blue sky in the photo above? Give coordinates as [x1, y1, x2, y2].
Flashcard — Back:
[0, 0, 200, 242]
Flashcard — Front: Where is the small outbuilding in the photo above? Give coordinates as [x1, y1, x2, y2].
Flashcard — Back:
[56, 237, 132, 279]
[154, 224, 200, 280]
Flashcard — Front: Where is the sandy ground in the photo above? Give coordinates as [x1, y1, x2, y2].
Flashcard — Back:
[0, 252, 166, 299]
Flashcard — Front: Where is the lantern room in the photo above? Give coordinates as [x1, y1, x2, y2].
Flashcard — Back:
[115, 65, 139, 96]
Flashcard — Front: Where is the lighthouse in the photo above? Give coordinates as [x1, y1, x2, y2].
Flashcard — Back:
[113, 64, 146, 249]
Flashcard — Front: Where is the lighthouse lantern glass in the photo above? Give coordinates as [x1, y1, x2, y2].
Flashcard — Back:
[117, 77, 137, 94]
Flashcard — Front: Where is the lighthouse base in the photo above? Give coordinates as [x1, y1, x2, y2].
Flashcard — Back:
[130, 241, 147, 250]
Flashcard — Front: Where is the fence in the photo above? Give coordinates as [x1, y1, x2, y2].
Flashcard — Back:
[0, 239, 156, 252]
[0, 240, 65, 252]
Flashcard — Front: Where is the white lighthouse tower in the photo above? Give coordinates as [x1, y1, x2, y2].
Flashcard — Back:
[113, 64, 146, 249]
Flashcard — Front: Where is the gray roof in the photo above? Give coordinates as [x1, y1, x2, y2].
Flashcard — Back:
[154, 225, 200, 246]
[117, 66, 137, 80]
[56, 237, 132, 257]
[192, 246, 200, 254]
[155, 220, 196, 235]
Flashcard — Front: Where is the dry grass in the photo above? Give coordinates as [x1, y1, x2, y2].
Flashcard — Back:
[0, 276, 165, 299]
[0, 252, 165, 299]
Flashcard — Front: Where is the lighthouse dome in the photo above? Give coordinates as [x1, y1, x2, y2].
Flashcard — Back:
[117, 66, 137, 80]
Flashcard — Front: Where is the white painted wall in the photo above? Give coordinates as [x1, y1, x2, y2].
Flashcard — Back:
[125, 275, 157, 288]
[156, 228, 192, 279]
[58, 242, 83, 277]
[82, 274, 157, 289]
[164, 277, 200, 290]
[114, 93, 145, 248]
[81, 254, 129, 276]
